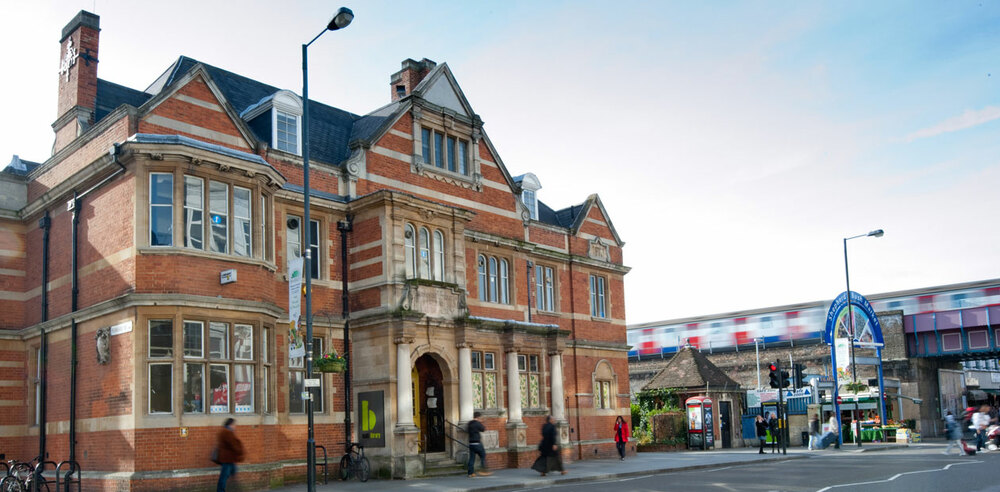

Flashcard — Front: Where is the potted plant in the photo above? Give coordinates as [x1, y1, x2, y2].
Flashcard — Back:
[313, 349, 347, 373]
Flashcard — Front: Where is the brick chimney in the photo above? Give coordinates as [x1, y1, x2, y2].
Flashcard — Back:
[53, 10, 100, 155]
[390, 58, 436, 102]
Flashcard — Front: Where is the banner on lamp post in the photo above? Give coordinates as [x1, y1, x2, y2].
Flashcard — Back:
[288, 257, 305, 359]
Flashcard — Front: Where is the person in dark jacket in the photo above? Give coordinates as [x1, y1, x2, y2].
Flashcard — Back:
[466, 412, 492, 477]
[808, 414, 821, 450]
[215, 418, 245, 492]
[767, 412, 780, 453]
[755, 414, 768, 454]
[532, 415, 566, 476]
[614, 416, 630, 461]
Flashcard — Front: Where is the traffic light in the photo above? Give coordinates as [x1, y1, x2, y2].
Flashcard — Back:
[793, 363, 807, 389]
[768, 362, 792, 388]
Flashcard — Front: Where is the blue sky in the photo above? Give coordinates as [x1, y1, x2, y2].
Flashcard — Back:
[2, 1, 998, 323]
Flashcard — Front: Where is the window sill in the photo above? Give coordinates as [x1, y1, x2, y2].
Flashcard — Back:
[414, 161, 481, 191]
[533, 310, 562, 317]
[590, 316, 611, 323]
[523, 408, 550, 416]
[472, 300, 514, 307]
[474, 408, 506, 417]
[138, 246, 277, 272]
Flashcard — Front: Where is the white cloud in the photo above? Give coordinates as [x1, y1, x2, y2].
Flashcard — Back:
[905, 106, 1000, 142]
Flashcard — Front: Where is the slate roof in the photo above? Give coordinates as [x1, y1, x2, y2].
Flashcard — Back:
[95, 79, 151, 122]
[94, 56, 373, 167]
[642, 345, 741, 391]
[2, 155, 42, 177]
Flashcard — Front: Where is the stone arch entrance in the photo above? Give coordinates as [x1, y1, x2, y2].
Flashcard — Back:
[415, 353, 446, 452]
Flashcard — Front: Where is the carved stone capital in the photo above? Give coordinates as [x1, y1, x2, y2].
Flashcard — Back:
[456, 342, 473, 350]
[394, 336, 415, 345]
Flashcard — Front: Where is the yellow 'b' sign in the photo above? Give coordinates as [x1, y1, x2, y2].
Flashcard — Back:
[362, 400, 377, 432]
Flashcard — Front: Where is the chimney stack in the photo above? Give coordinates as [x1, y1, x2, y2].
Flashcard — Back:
[390, 58, 436, 102]
[53, 10, 100, 155]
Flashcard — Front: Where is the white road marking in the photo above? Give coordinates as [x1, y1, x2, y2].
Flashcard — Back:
[815, 460, 983, 492]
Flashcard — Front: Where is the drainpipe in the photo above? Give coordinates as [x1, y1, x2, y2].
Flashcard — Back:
[338, 215, 353, 444]
[568, 259, 582, 460]
[69, 143, 125, 464]
[39, 211, 51, 463]
[526, 261, 533, 323]
[69, 189, 79, 465]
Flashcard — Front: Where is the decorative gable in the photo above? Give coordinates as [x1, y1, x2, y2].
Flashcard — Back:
[138, 69, 257, 152]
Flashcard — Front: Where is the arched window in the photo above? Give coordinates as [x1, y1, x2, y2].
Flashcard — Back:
[488, 257, 498, 303]
[433, 230, 445, 281]
[477, 254, 511, 305]
[499, 259, 509, 304]
[404, 224, 416, 278]
[593, 360, 616, 409]
[418, 227, 431, 279]
[477, 255, 487, 301]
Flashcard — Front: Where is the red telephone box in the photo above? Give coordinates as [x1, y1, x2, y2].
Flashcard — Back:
[686, 396, 714, 450]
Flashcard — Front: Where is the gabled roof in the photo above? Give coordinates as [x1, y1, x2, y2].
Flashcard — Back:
[2, 155, 41, 177]
[139, 56, 362, 166]
[642, 345, 741, 391]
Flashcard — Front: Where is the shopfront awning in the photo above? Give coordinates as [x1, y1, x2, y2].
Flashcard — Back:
[967, 389, 988, 401]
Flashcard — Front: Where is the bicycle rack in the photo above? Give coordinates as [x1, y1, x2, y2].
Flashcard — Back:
[56, 460, 81, 492]
[33, 460, 58, 491]
[314, 445, 328, 484]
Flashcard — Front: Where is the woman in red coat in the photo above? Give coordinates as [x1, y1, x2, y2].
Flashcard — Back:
[614, 416, 630, 461]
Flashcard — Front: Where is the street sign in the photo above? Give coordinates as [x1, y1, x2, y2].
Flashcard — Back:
[853, 341, 884, 348]
[304, 378, 321, 388]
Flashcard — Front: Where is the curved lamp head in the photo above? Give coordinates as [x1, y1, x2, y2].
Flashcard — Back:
[327, 7, 354, 31]
[867, 229, 884, 238]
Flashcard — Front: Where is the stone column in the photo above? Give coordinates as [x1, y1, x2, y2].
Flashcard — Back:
[506, 350, 522, 423]
[395, 337, 415, 428]
[458, 344, 474, 423]
[549, 352, 565, 421]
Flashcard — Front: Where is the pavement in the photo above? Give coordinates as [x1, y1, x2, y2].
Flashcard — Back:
[268, 441, 914, 492]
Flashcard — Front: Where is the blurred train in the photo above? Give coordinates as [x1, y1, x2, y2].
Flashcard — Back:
[627, 278, 1000, 359]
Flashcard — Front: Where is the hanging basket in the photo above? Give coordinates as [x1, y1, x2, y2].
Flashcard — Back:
[313, 358, 346, 373]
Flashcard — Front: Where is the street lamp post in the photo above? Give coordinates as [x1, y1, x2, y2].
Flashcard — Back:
[302, 8, 353, 490]
[843, 228, 883, 448]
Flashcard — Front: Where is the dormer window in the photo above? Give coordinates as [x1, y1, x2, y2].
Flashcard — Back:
[275, 111, 298, 154]
[522, 190, 537, 220]
[517, 172, 542, 221]
[241, 90, 303, 156]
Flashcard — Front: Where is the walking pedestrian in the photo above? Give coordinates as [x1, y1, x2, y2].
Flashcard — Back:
[808, 414, 820, 450]
[755, 414, 768, 454]
[614, 416, 630, 461]
[943, 411, 963, 455]
[466, 411, 492, 477]
[214, 418, 244, 492]
[973, 405, 990, 452]
[532, 415, 566, 476]
[767, 412, 779, 453]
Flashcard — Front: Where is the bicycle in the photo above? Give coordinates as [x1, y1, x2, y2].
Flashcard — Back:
[2, 457, 50, 492]
[337, 442, 370, 482]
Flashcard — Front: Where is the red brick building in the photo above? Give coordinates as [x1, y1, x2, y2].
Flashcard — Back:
[0, 11, 631, 490]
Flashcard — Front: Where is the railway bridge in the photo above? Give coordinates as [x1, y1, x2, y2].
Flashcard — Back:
[628, 278, 1000, 437]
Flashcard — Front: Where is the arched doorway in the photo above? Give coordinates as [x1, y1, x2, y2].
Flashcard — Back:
[415, 353, 445, 452]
